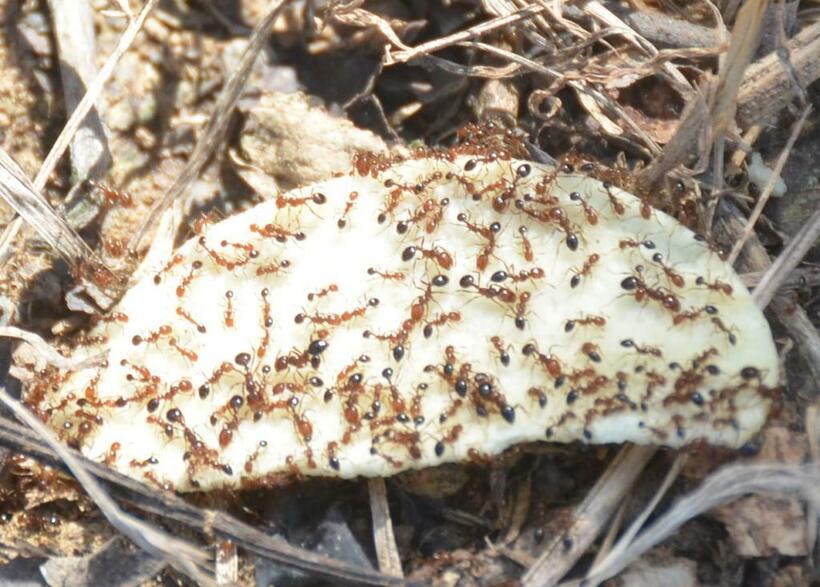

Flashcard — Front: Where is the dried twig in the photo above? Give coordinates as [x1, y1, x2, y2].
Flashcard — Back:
[521, 445, 657, 587]
[740, 266, 820, 291]
[749, 203, 820, 308]
[0, 386, 216, 586]
[580, 455, 686, 587]
[35, 0, 158, 193]
[130, 0, 288, 251]
[727, 104, 811, 265]
[558, 463, 820, 587]
[368, 478, 404, 578]
[737, 19, 820, 127]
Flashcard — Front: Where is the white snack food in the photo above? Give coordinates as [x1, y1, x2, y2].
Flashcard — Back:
[26, 146, 779, 491]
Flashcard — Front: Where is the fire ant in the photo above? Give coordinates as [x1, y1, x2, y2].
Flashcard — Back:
[522, 342, 562, 378]
[307, 283, 338, 301]
[672, 304, 719, 325]
[367, 267, 405, 281]
[564, 314, 606, 332]
[620, 275, 681, 313]
[494, 267, 545, 284]
[458, 274, 516, 304]
[255, 259, 290, 276]
[491, 335, 512, 366]
[401, 244, 453, 270]
[581, 342, 602, 363]
[88, 180, 133, 208]
[650, 252, 685, 288]
[568, 191, 599, 225]
[601, 182, 625, 215]
[176, 306, 206, 333]
[456, 213, 500, 271]
[275, 191, 327, 209]
[175, 261, 202, 298]
[337, 191, 358, 229]
[695, 276, 733, 296]
[619, 338, 662, 358]
[423, 311, 461, 338]
[518, 226, 534, 262]
[153, 254, 184, 284]
[518, 203, 580, 251]
[711, 317, 738, 344]
[570, 253, 599, 288]
[223, 290, 235, 327]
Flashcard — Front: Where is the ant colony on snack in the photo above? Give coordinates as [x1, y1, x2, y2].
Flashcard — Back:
[24, 135, 779, 491]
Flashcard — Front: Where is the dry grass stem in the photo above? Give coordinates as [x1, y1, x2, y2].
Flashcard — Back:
[807, 405, 819, 560]
[368, 478, 404, 578]
[740, 267, 820, 291]
[0, 326, 105, 371]
[385, 4, 547, 64]
[131, 0, 287, 252]
[0, 386, 216, 586]
[46, 0, 112, 182]
[0, 0, 157, 271]
[710, 0, 767, 138]
[558, 463, 820, 587]
[0, 148, 106, 271]
[581, 455, 687, 587]
[34, 0, 158, 192]
[728, 105, 812, 266]
[750, 200, 820, 308]
[521, 445, 657, 587]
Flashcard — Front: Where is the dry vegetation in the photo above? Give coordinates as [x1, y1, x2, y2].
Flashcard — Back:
[0, 0, 818, 585]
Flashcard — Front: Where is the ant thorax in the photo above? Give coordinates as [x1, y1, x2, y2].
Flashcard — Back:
[25, 151, 779, 491]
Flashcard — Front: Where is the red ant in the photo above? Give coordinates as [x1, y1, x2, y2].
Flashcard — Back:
[522, 343, 562, 378]
[337, 191, 358, 228]
[672, 304, 719, 325]
[650, 252, 685, 288]
[275, 191, 327, 209]
[518, 226, 534, 262]
[564, 314, 606, 332]
[175, 261, 201, 298]
[570, 253, 599, 288]
[696, 276, 733, 296]
[620, 275, 681, 312]
[490, 335, 512, 366]
[456, 213, 500, 271]
[176, 306, 206, 333]
[307, 283, 338, 301]
[89, 180, 133, 208]
[518, 204, 579, 251]
[423, 311, 461, 338]
[223, 290, 235, 327]
[458, 274, 516, 304]
[367, 267, 405, 281]
[401, 244, 453, 270]
[568, 191, 599, 225]
[153, 254, 184, 284]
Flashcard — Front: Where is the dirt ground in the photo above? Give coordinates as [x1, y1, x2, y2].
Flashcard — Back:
[0, 0, 818, 585]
